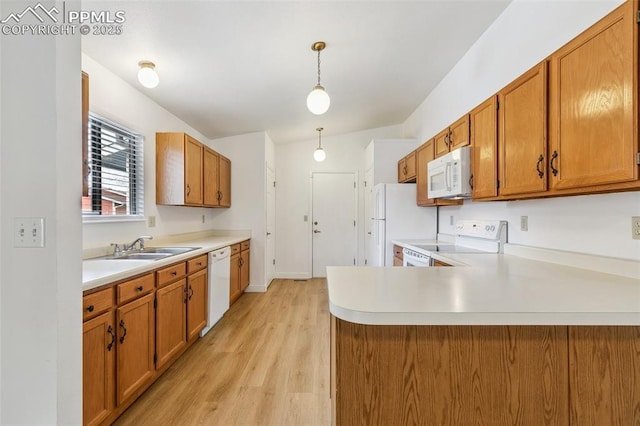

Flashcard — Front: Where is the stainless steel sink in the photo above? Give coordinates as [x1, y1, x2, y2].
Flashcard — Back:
[103, 246, 200, 261]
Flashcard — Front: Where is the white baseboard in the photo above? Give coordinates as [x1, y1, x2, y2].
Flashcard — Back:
[274, 272, 312, 280]
[244, 284, 266, 293]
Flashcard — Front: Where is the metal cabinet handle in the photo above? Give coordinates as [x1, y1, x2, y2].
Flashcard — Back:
[188, 285, 194, 301]
[313, 229, 321, 233]
[448, 131, 454, 146]
[217, 191, 222, 201]
[107, 325, 116, 351]
[550, 151, 558, 176]
[86, 305, 94, 313]
[469, 173, 474, 190]
[171, 271, 177, 276]
[119, 320, 127, 344]
[536, 155, 545, 179]
[186, 184, 191, 195]
[136, 285, 143, 292]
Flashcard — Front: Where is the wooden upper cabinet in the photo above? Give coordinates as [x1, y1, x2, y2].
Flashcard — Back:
[203, 147, 220, 207]
[498, 61, 548, 197]
[397, 152, 417, 183]
[156, 132, 231, 208]
[416, 140, 462, 207]
[470, 96, 498, 200]
[549, 0, 638, 191]
[434, 115, 470, 159]
[397, 157, 406, 182]
[218, 154, 231, 207]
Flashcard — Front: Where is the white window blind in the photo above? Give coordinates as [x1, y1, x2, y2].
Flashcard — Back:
[82, 113, 144, 217]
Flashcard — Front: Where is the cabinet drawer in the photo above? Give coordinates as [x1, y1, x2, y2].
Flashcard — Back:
[231, 243, 241, 256]
[117, 273, 154, 305]
[393, 245, 404, 259]
[187, 255, 207, 273]
[83, 287, 113, 321]
[157, 262, 187, 288]
[241, 240, 250, 251]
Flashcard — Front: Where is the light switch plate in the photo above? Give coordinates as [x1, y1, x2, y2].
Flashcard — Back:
[632, 216, 640, 240]
[520, 216, 528, 232]
[14, 217, 45, 248]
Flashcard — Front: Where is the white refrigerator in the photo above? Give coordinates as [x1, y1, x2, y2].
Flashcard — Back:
[369, 183, 437, 266]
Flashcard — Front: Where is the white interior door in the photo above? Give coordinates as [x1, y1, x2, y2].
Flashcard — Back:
[363, 167, 374, 265]
[265, 164, 276, 285]
[312, 172, 357, 277]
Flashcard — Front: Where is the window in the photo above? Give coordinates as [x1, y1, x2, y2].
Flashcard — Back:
[82, 113, 144, 218]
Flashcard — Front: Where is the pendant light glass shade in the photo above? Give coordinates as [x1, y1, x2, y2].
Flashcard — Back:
[307, 42, 330, 115]
[307, 85, 330, 115]
[313, 127, 326, 162]
[138, 61, 159, 88]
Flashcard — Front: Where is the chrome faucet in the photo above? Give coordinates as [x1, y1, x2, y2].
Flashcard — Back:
[124, 235, 153, 252]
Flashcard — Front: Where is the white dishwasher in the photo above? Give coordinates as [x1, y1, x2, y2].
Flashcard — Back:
[200, 246, 231, 336]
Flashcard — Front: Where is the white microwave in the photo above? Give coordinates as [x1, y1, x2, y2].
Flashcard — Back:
[427, 146, 472, 199]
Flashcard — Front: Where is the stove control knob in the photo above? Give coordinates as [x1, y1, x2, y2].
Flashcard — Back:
[485, 225, 490, 231]
[491, 225, 496, 231]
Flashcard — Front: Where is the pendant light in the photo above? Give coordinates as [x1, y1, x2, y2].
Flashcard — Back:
[313, 127, 326, 162]
[307, 41, 330, 115]
[138, 60, 159, 88]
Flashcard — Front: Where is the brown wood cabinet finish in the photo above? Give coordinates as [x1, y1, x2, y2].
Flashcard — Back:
[397, 152, 417, 183]
[218, 154, 232, 207]
[116, 292, 155, 406]
[332, 320, 568, 426]
[230, 252, 241, 305]
[470, 96, 499, 200]
[156, 262, 187, 288]
[434, 115, 470, 158]
[83, 287, 113, 322]
[549, 1, 638, 191]
[187, 254, 207, 273]
[230, 240, 251, 305]
[498, 61, 548, 197]
[83, 311, 115, 426]
[569, 326, 640, 425]
[155, 279, 187, 370]
[415, 140, 463, 207]
[185, 135, 204, 205]
[203, 147, 220, 206]
[117, 273, 154, 305]
[397, 157, 406, 183]
[187, 268, 208, 341]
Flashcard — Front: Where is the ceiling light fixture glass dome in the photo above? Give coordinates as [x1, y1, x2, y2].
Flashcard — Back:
[313, 127, 326, 162]
[307, 42, 330, 115]
[138, 61, 159, 88]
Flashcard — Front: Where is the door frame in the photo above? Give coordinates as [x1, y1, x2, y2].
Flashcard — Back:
[309, 171, 359, 278]
[265, 162, 276, 288]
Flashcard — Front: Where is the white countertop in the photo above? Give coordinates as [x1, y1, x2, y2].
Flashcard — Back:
[327, 244, 640, 326]
[83, 234, 249, 291]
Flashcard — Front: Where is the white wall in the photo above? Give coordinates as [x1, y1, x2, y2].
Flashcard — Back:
[82, 54, 219, 249]
[208, 132, 271, 290]
[0, 1, 82, 422]
[402, 0, 640, 261]
[274, 125, 402, 278]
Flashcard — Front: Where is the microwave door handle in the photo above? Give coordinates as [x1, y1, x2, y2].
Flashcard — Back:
[445, 162, 452, 191]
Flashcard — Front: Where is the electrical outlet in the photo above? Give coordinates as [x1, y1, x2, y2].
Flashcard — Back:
[148, 216, 156, 228]
[14, 217, 45, 248]
[632, 216, 640, 240]
[520, 216, 528, 232]
[201, 215, 206, 224]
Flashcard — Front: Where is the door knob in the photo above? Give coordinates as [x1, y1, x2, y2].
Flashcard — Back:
[266, 232, 271, 236]
[314, 221, 318, 225]
[313, 230, 321, 233]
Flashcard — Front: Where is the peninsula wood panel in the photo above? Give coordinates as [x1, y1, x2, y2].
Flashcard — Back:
[333, 320, 568, 426]
[82, 71, 89, 196]
[549, 0, 638, 191]
[569, 326, 640, 425]
[498, 61, 548, 197]
[470, 96, 498, 199]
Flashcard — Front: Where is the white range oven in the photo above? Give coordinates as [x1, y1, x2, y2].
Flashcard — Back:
[401, 220, 508, 267]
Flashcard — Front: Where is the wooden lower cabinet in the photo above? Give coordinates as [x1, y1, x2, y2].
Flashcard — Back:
[230, 240, 251, 306]
[230, 252, 241, 305]
[83, 311, 115, 426]
[240, 250, 250, 291]
[116, 292, 155, 406]
[331, 320, 640, 426]
[187, 268, 208, 341]
[155, 279, 187, 370]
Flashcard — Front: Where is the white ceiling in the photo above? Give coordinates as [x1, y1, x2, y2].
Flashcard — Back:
[82, 1, 511, 144]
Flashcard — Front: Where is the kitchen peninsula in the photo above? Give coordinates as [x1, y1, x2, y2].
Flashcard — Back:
[328, 247, 640, 425]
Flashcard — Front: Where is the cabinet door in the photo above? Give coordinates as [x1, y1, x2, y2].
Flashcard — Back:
[416, 141, 435, 206]
[434, 128, 450, 158]
[240, 250, 250, 291]
[449, 114, 470, 151]
[397, 158, 406, 183]
[187, 268, 208, 341]
[156, 279, 186, 370]
[83, 312, 115, 426]
[116, 292, 155, 406]
[404, 151, 416, 182]
[229, 253, 240, 305]
[185, 136, 203, 205]
[549, 1, 637, 190]
[470, 96, 498, 199]
[218, 155, 231, 207]
[203, 147, 220, 207]
[498, 62, 548, 196]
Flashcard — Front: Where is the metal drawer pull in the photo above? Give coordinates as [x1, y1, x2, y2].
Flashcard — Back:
[107, 325, 116, 351]
[550, 151, 559, 176]
[86, 305, 94, 312]
[136, 285, 143, 292]
[119, 320, 127, 344]
[171, 271, 177, 276]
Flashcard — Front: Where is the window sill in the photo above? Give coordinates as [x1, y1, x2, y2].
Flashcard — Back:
[82, 215, 145, 224]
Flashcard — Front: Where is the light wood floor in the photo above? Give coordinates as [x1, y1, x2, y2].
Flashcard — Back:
[114, 278, 331, 426]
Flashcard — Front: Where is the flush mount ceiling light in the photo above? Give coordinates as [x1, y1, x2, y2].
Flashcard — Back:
[313, 127, 326, 162]
[137, 60, 159, 88]
[307, 41, 330, 115]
